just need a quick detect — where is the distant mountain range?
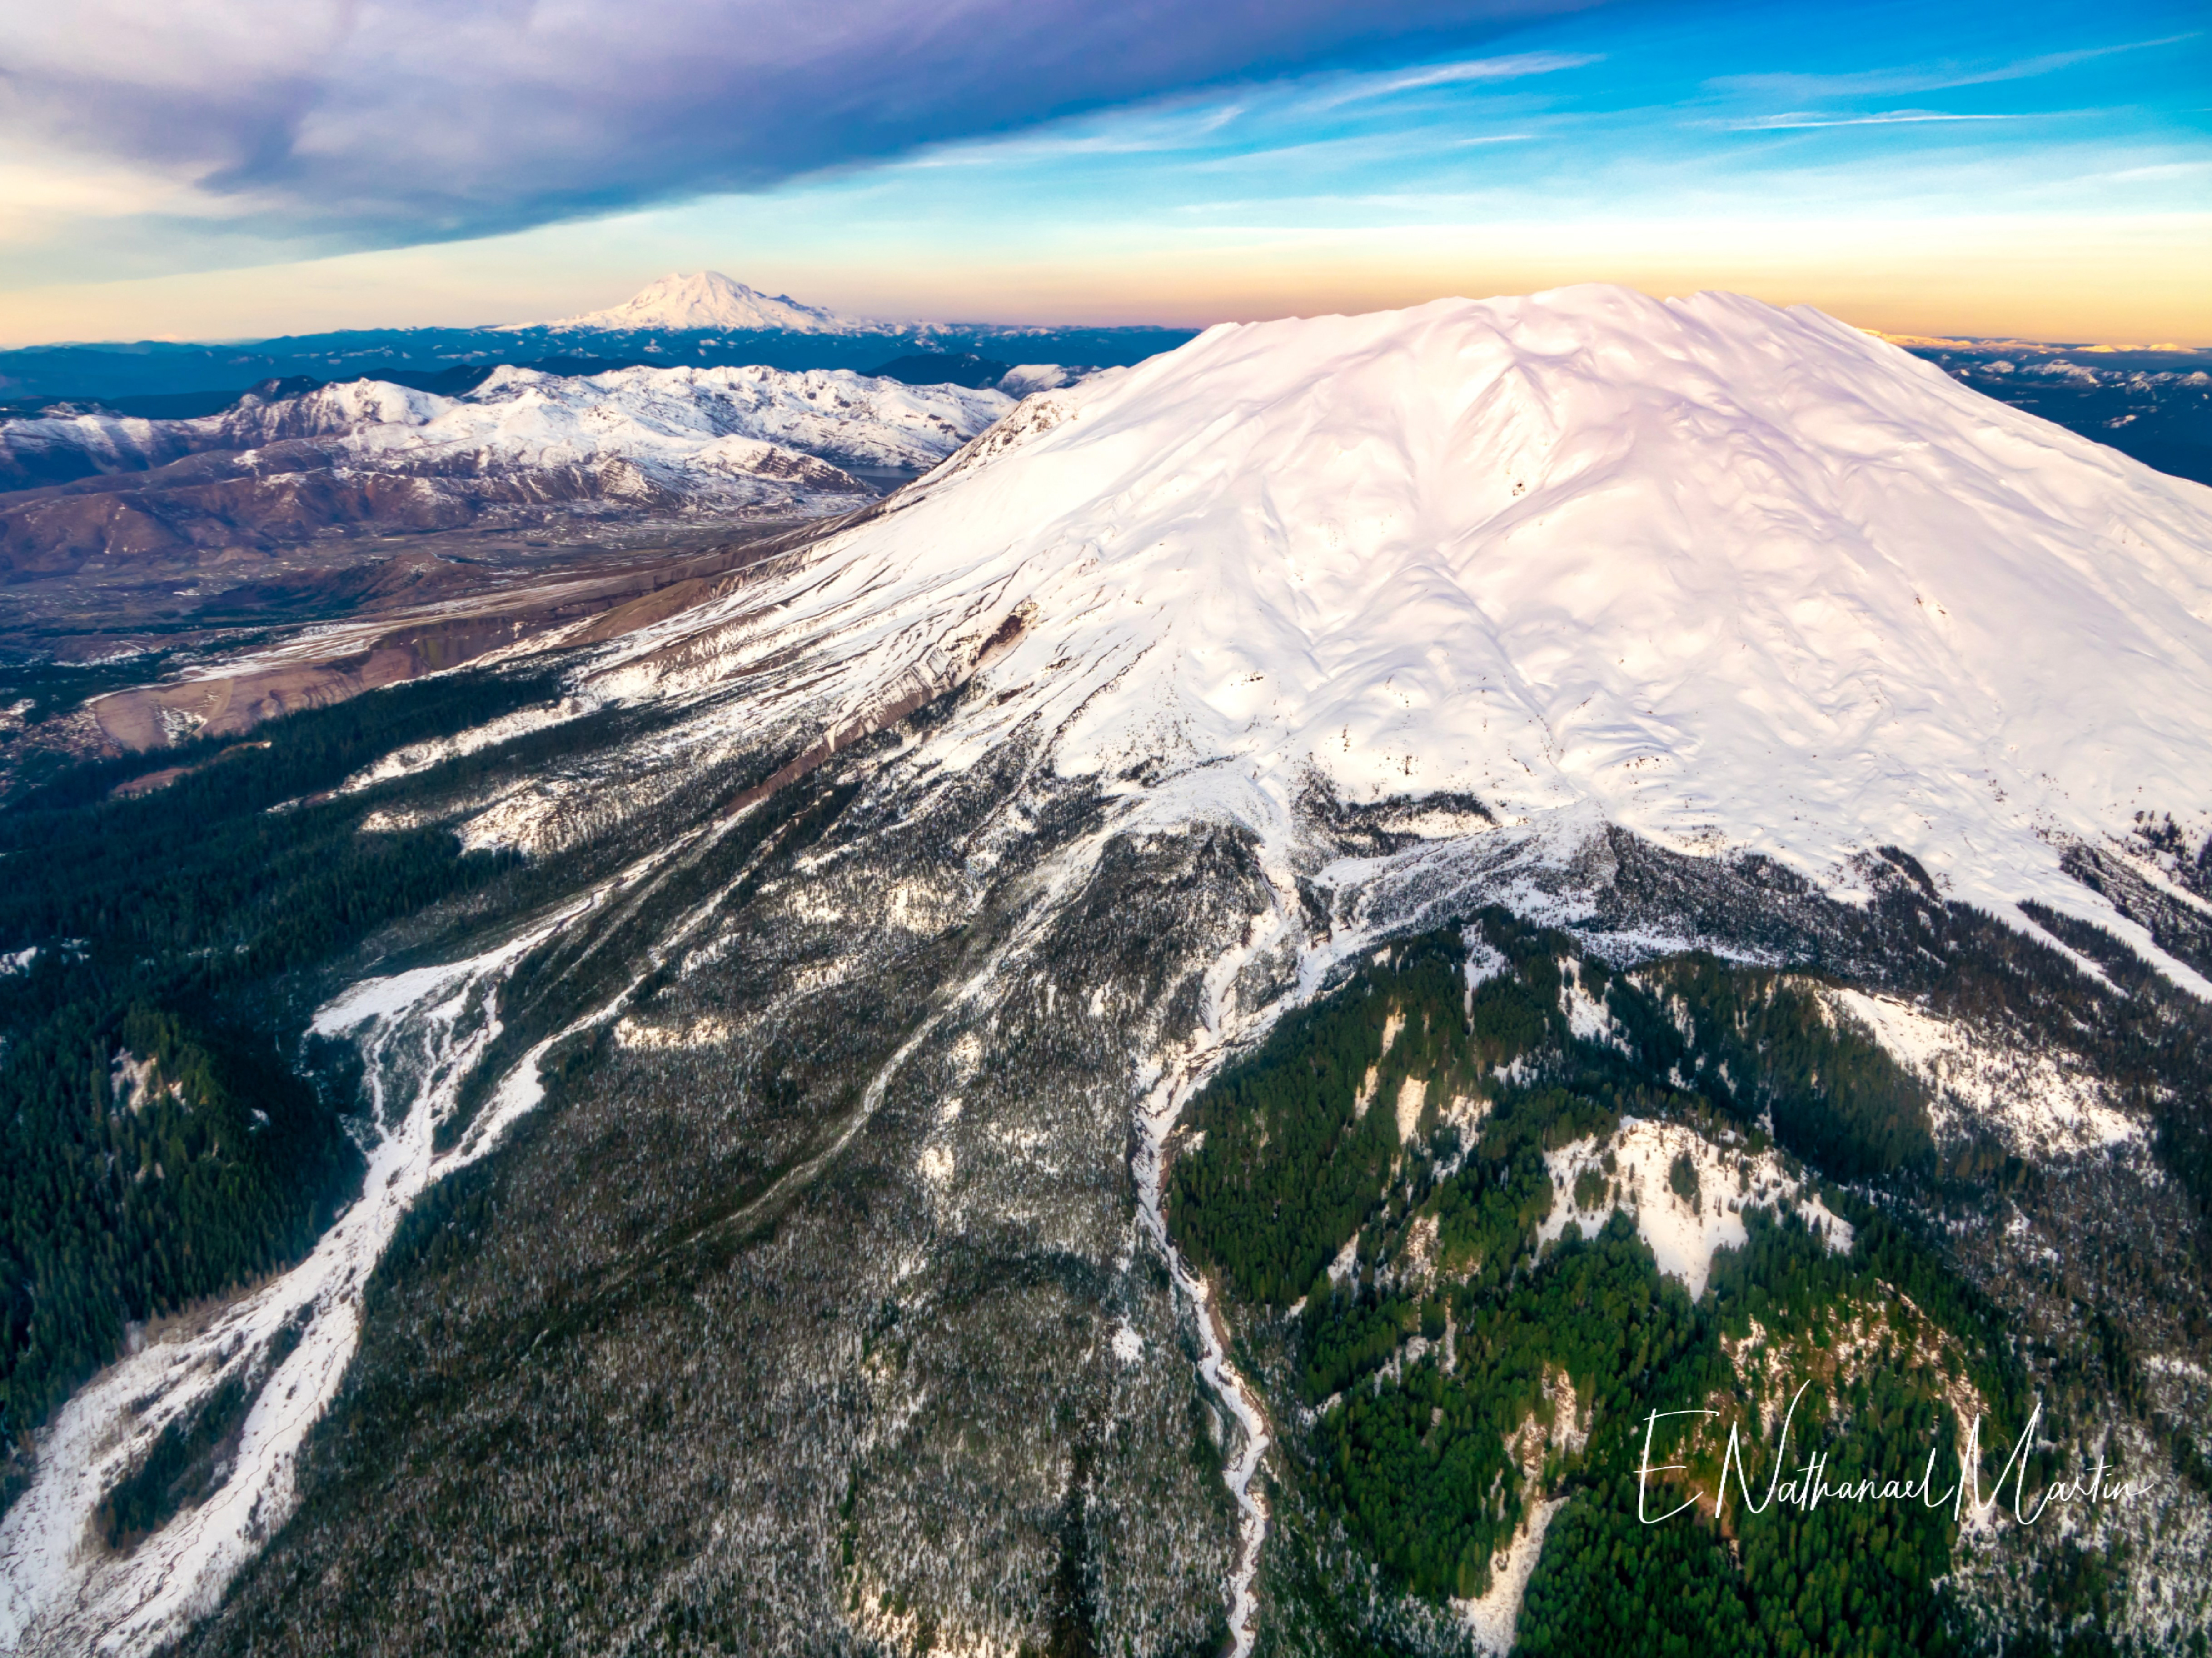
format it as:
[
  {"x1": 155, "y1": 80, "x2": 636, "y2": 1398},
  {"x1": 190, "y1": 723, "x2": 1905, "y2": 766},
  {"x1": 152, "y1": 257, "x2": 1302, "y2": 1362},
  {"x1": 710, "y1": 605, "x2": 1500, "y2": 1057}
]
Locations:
[
  {"x1": 3, "y1": 275, "x2": 2206, "y2": 486},
  {"x1": 0, "y1": 362, "x2": 1016, "y2": 577},
  {"x1": 0, "y1": 272, "x2": 1195, "y2": 411},
  {"x1": 1882, "y1": 330, "x2": 2212, "y2": 489}
]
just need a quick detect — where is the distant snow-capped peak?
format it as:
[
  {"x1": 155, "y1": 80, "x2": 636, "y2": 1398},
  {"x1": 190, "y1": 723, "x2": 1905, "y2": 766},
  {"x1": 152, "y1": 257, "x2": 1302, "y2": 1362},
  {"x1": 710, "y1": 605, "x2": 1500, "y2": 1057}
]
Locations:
[{"x1": 535, "y1": 272, "x2": 879, "y2": 335}]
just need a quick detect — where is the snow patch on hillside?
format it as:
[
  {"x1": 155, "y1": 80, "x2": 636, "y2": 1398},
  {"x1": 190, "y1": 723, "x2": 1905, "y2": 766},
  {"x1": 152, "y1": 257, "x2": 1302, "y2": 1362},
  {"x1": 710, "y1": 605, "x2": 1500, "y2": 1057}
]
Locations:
[
  {"x1": 1538, "y1": 1117, "x2": 1850, "y2": 1299},
  {"x1": 1455, "y1": 1496, "x2": 1566, "y2": 1654},
  {"x1": 613, "y1": 1013, "x2": 734, "y2": 1050},
  {"x1": 1826, "y1": 988, "x2": 2141, "y2": 1153},
  {"x1": 1560, "y1": 969, "x2": 1620, "y2": 1046},
  {"x1": 0, "y1": 916, "x2": 575, "y2": 1656},
  {"x1": 339, "y1": 697, "x2": 598, "y2": 792},
  {"x1": 1394, "y1": 1075, "x2": 1428, "y2": 1142}
]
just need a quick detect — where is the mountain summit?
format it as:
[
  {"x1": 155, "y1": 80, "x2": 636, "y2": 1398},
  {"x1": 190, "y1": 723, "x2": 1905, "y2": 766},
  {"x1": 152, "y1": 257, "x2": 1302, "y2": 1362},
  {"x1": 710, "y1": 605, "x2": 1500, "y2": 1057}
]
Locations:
[
  {"x1": 534, "y1": 270, "x2": 877, "y2": 334},
  {"x1": 650, "y1": 282, "x2": 2212, "y2": 968}
]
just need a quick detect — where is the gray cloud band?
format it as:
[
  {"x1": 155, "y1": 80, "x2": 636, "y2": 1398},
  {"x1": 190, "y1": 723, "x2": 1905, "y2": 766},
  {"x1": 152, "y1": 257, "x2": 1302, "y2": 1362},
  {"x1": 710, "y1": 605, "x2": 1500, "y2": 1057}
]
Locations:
[{"x1": 0, "y1": 0, "x2": 1609, "y2": 254}]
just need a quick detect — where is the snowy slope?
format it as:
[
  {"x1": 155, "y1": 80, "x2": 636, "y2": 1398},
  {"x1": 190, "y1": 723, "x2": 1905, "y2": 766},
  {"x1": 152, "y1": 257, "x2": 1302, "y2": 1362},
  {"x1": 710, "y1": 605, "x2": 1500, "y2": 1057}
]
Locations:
[
  {"x1": 583, "y1": 285, "x2": 2212, "y2": 972},
  {"x1": 532, "y1": 271, "x2": 881, "y2": 335},
  {"x1": 0, "y1": 365, "x2": 1013, "y2": 514},
  {"x1": 217, "y1": 378, "x2": 448, "y2": 442},
  {"x1": 0, "y1": 382, "x2": 446, "y2": 485},
  {"x1": 397, "y1": 363, "x2": 1012, "y2": 474},
  {"x1": 0, "y1": 918, "x2": 582, "y2": 1657},
  {"x1": 0, "y1": 411, "x2": 196, "y2": 488}
]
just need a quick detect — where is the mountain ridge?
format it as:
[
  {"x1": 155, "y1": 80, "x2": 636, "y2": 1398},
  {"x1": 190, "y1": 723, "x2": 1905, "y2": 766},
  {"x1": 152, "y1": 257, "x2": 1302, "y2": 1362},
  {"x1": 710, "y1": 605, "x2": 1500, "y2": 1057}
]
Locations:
[
  {"x1": 0, "y1": 363, "x2": 1016, "y2": 575},
  {"x1": 0, "y1": 274, "x2": 1197, "y2": 407}
]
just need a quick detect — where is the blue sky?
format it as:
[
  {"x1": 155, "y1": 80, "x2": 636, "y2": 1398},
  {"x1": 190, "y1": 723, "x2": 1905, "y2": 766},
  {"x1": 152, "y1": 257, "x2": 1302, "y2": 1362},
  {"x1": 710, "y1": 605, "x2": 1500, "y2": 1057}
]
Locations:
[{"x1": 1, "y1": 0, "x2": 2204, "y2": 343}]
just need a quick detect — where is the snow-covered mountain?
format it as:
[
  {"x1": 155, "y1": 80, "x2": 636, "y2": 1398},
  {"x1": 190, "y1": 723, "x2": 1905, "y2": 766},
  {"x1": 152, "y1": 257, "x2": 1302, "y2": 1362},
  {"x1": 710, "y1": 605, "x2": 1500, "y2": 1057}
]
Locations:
[
  {"x1": 7, "y1": 286, "x2": 2212, "y2": 1658},
  {"x1": 0, "y1": 364, "x2": 1015, "y2": 570},
  {"x1": 245, "y1": 362, "x2": 1011, "y2": 485},
  {"x1": 531, "y1": 271, "x2": 882, "y2": 335},
  {"x1": 574, "y1": 284, "x2": 2212, "y2": 967},
  {"x1": 6, "y1": 364, "x2": 1010, "y2": 486}
]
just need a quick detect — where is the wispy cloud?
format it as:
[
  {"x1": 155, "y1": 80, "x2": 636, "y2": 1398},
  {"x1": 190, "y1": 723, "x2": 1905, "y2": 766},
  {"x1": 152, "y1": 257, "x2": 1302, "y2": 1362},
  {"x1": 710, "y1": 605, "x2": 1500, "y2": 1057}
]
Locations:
[
  {"x1": 1304, "y1": 51, "x2": 1602, "y2": 109},
  {"x1": 896, "y1": 105, "x2": 1250, "y2": 169},
  {"x1": 1720, "y1": 109, "x2": 2027, "y2": 131},
  {"x1": 2094, "y1": 159, "x2": 2212, "y2": 182},
  {"x1": 1708, "y1": 33, "x2": 2199, "y2": 102}
]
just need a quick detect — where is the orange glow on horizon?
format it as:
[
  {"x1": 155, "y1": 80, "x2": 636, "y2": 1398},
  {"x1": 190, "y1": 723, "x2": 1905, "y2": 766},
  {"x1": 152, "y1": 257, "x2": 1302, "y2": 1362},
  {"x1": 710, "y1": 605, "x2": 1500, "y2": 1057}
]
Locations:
[{"x1": 1, "y1": 213, "x2": 2206, "y2": 351}]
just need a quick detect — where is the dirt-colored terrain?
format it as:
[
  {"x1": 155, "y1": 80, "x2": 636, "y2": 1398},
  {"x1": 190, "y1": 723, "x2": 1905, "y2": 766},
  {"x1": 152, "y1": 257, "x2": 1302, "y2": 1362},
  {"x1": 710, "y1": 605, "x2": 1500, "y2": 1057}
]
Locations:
[{"x1": 81, "y1": 510, "x2": 867, "y2": 752}]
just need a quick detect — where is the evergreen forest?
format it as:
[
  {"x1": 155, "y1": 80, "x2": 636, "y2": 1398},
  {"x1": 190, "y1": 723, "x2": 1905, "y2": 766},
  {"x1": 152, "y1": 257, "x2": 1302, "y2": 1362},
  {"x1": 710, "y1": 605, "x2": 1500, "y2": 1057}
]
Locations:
[
  {"x1": 0, "y1": 666, "x2": 579, "y2": 1488},
  {"x1": 1171, "y1": 912, "x2": 2187, "y2": 1658}
]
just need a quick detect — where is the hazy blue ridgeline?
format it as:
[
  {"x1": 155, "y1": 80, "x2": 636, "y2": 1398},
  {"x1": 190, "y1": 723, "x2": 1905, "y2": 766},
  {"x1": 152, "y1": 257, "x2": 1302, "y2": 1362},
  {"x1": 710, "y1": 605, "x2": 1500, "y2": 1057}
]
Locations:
[{"x1": 0, "y1": 325, "x2": 1202, "y2": 409}]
